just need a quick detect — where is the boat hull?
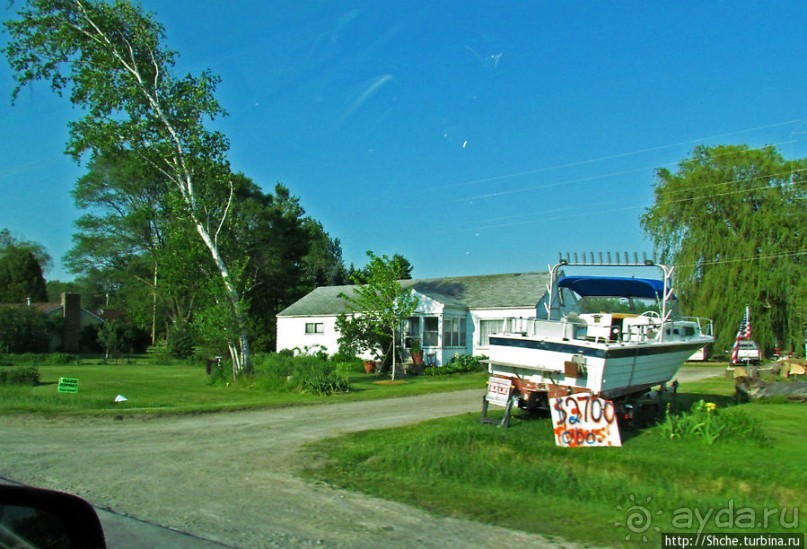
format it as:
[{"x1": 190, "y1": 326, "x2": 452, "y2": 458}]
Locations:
[{"x1": 488, "y1": 335, "x2": 709, "y2": 399}]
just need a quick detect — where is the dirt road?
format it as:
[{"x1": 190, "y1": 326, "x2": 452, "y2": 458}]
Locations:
[
  {"x1": 0, "y1": 389, "x2": 575, "y2": 548},
  {"x1": 0, "y1": 366, "x2": 722, "y2": 547}
]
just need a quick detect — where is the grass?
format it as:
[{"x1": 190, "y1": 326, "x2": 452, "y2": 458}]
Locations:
[
  {"x1": 302, "y1": 374, "x2": 806, "y2": 547},
  {"x1": 0, "y1": 359, "x2": 486, "y2": 416}
]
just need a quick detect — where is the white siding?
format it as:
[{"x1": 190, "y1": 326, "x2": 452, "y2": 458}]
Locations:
[
  {"x1": 276, "y1": 315, "x2": 340, "y2": 355},
  {"x1": 277, "y1": 301, "x2": 536, "y2": 364},
  {"x1": 412, "y1": 291, "x2": 444, "y2": 315}
]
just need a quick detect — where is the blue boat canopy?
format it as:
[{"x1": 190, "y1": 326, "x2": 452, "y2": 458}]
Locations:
[{"x1": 557, "y1": 276, "x2": 669, "y2": 300}]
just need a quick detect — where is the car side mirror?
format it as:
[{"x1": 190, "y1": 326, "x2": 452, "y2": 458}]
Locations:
[{"x1": 0, "y1": 485, "x2": 106, "y2": 548}]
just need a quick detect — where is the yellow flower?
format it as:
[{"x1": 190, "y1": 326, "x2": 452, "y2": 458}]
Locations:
[{"x1": 705, "y1": 402, "x2": 717, "y2": 412}]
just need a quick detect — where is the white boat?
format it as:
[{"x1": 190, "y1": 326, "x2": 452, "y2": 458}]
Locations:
[{"x1": 486, "y1": 256, "x2": 714, "y2": 410}]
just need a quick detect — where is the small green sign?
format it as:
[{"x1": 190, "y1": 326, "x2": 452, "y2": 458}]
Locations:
[{"x1": 57, "y1": 377, "x2": 79, "y2": 394}]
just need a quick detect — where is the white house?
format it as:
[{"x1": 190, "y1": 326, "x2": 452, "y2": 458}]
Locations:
[{"x1": 276, "y1": 272, "x2": 550, "y2": 366}]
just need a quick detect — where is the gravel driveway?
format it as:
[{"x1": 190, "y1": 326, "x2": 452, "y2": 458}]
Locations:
[
  {"x1": 0, "y1": 389, "x2": 577, "y2": 548},
  {"x1": 0, "y1": 366, "x2": 721, "y2": 547}
]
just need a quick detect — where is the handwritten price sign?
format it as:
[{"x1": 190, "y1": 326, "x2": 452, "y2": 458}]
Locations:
[
  {"x1": 485, "y1": 377, "x2": 513, "y2": 407},
  {"x1": 549, "y1": 393, "x2": 622, "y2": 447}
]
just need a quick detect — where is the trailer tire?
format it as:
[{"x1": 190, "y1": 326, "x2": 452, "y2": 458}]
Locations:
[{"x1": 637, "y1": 402, "x2": 661, "y2": 427}]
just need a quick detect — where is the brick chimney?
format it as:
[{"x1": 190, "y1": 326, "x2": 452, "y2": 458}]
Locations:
[{"x1": 62, "y1": 293, "x2": 81, "y2": 353}]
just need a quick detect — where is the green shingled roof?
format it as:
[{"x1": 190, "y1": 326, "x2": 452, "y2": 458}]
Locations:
[{"x1": 278, "y1": 272, "x2": 550, "y2": 317}]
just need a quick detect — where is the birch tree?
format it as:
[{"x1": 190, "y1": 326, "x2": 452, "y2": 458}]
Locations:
[{"x1": 4, "y1": 0, "x2": 252, "y2": 374}]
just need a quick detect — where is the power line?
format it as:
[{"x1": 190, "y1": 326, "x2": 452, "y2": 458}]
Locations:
[
  {"x1": 426, "y1": 117, "x2": 807, "y2": 194},
  {"x1": 677, "y1": 250, "x2": 807, "y2": 268},
  {"x1": 444, "y1": 168, "x2": 804, "y2": 232},
  {"x1": 657, "y1": 168, "x2": 806, "y2": 198}
]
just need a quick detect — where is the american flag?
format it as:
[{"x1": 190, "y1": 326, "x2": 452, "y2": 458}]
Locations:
[{"x1": 730, "y1": 306, "x2": 752, "y2": 364}]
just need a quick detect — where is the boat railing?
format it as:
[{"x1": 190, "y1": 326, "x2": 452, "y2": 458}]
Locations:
[
  {"x1": 495, "y1": 316, "x2": 586, "y2": 341},
  {"x1": 493, "y1": 314, "x2": 713, "y2": 344},
  {"x1": 680, "y1": 316, "x2": 714, "y2": 337},
  {"x1": 621, "y1": 318, "x2": 662, "y2": 344}
]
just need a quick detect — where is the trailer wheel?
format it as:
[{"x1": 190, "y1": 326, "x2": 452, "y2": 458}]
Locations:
[{"x1": 636, "y1": 402, "x2": 661, "y2": 427}]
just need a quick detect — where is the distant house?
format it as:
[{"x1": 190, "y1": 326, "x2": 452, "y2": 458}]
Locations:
[
  {"x1": 276, "y1": 272, "x2": 550, "y2": 366},
  {"x1": 24, "y1": 293, "x2": 104, "y2": 352}
]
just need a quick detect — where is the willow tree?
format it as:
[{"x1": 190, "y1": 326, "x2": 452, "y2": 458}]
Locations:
[
  {"x1": 4, "y1": 0, "x2": 252, "y2": 374},
  {"x1": 641, "y1": 145, "x2": 806, "y2": 354}
]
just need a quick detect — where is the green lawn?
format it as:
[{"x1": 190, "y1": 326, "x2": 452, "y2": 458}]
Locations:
[
  {"x1": 303, "y1": 375, "x2": 807, "y2": 547},
  {"x1": 0, "y1": 361, "x2": 486, "y2": 416}
]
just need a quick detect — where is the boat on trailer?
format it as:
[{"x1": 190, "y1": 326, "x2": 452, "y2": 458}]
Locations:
[{"x1": 484, "y1": 255, "x2": 714, "y2": 424}]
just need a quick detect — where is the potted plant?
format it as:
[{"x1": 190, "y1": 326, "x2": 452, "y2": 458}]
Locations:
[{"x1": 410, "y1": 339, "x2": 424, "y2": 366}]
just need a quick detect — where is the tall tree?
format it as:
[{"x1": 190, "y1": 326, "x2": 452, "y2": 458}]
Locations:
[
  {"x1": 347, "y1": 253, "x2": 413, "y2": 284},
  {"x1": 4, "y1": 0, "x2": 252, "y2": 374},
  {"x1": 220, "y1": 180, "x2": 311, "y2": 352},
  {"x1": 338, "y1": 251, "x2": 419, "y2": 380},
  {"x1": 64, "y1": 152, "x2": 205, "y2": 343},
  {"x1": 0, "y1": 229, "x2": 52, "y2": 272},
  {"x1": 225, "y1": 181, "x2": 346, "y2": 351},
  {"x1": 302, "y1": 220, "x2": 348, "y2": 287},
  {"x1": 0, "y1": 244, "x2": 48, "y2": 303},
  {"x1": 641, "y1": 145, "x2": 806, "y2": 354}
]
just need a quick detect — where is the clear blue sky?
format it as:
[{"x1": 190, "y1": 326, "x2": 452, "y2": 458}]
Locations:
[{"x1": 1, "y1": 1, "x2": 805, "y2": 282}]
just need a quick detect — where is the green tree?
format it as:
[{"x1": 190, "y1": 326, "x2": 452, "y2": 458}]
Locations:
[
  {"x1": 64, "y1": 146, "x2": 345, "y2": 354},
  {"x1": 0, "y1": 306, "x2": 51, "y2": 353},
  {"x1": 0, "y1": 245, "x2": 48, "y2": 303},
  {"x1": 4, "y1": 0, "x2": 252, "y2": 375},
  {"x1": 302, "y1": 220, "x2": 348, "y2": 287},
  {"x1": 338, "y1": 251, "x2": 419, "y2": 380},
  {"x1": 97, "y1": 318, "x2": 146, "y2": 359},
  {"x1": 0, "y1": 229, "x2": 51, "y2": 272},
  {"x1": 347, "y1": 253, "x2": 413, "y2": 284},
  {"x1": 46, "y1": 280, "x2": 82, "y2": 302},
  {"x1": 235, "y1": 182, "x2": 314, "y2": 352},
  {"x1": 64, "y1": 152, "x2": 206, "y2": 344},
  {"x1": 641, "y1": 145, "x2": 806, "y2": 354}
]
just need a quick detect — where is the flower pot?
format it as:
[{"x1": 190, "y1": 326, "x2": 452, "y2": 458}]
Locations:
[
  {"x1": 363, "y1": 361, "x2": 375, "y2": 374},
  {"x1": 411, "y1": 350, "x2": 424, "y2": 365}
]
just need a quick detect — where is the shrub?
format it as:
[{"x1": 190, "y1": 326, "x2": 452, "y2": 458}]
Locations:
[
  {"x1": 295, "y1": 361, "x2": 351, "y2": 395},
  {"x1": 148, "y1": 342, "x2": 173, "y2": 365},
  {"x1": 41, "y1": 353, "x2": 80, "y2": 365},
  {"x1": 206, "y1": 355, "x2": 232, "y2": 385},
  {"x1": 291, "y1": 344, "x2": 329, "y2": 361},
  {"x1": 3, "y1": 353, "x2": 40, "y2": 365},
  {"x1": 0, "y1": 365, "x2": 40, "y2": 385},
  {"x1": 168, "y1": 320, "x2": 196, "y2": 359},
  {"x1": 424, "y1": 354, "x2": 487, "y2": 376},
  {"x1": 0, "y1": 307, "x2": 51, "y2": 353},
  {"x1": 330, "y1": 350, "x2": 359, "y2": 363},
  {"x1": 658, "y1": 400, "x2": 769, "y2": 445},
  {"x1": 97, "y1": 319, "x2": 149, "y2": 358},
  {"x1": 227, "y1": 353, "x2": 351, "y2": 395},
  {"x1": 0, "y1": 353, "x2": 78, "y2": 366},
  {"x1": 449, "y1": 354, "x2": 487, "y2": 373},
  {"x1": 79, "y1": 324, "x2": 103, "y2": 353}
]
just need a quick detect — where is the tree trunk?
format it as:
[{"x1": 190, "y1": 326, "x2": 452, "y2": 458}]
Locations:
[
  {"x1": 151, "y1": 262, "x2": 158, "y2": 347},
  {"x1": 390, "y1": 322, "x2": 396, "y2": 381},
  {"x1": 193, "y1": 219, "x2": 252, "y2": 376}
]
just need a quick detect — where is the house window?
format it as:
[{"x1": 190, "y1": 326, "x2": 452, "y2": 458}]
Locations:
[
  {"x1": 422, "y1": 317, "x2": 439, "y2": 347},
  {"x1": 305, "y1": 322, "x2": 324, "y2": 334},
  {"x1": 479, "y1": 319, "x2": 504, "y2": 347},
  {"x1": 404, "y1": 316, "x2": 421, "y2": 348},
  {"x1": 443, "y1": 317, "x2": 466, "y2": 347}
]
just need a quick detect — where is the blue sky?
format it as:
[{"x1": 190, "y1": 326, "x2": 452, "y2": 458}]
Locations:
[{"x1": 1, "y1": 1, "x2": 805, "y2": 282}]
